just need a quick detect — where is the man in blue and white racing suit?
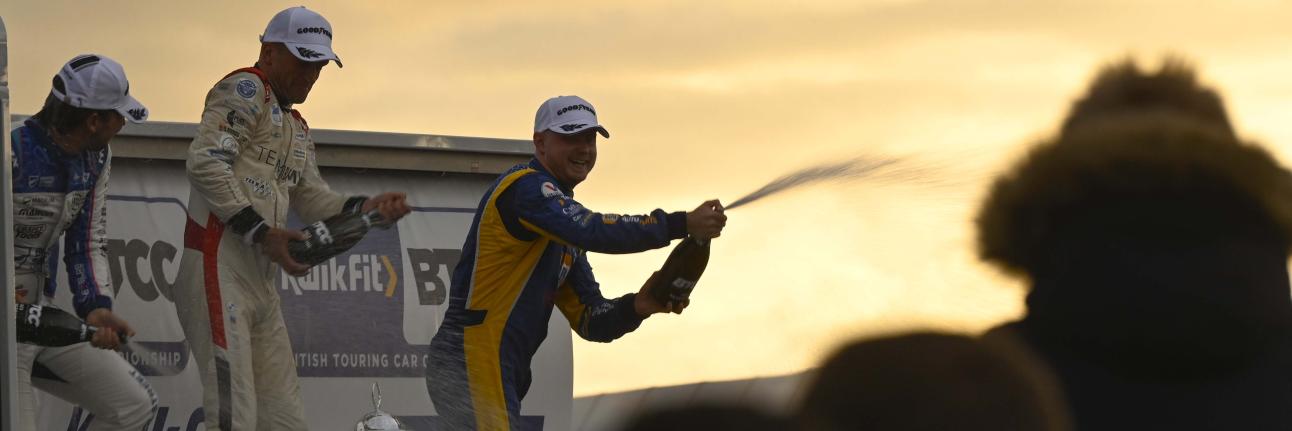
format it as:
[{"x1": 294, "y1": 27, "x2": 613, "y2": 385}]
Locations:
[{"x1": 12, "y1": 54, "x2": 157, "y2": 431}]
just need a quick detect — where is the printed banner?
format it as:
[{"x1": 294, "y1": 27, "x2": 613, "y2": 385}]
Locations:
[{"x1": 33, "y1": 159, "x2": 573, "y2": 430}]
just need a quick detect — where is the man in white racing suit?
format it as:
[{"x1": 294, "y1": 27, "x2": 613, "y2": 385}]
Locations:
[
  {"x1": 173, "y1": 7, "x2": 410, "y2": 430},
  {"x1": 12, "y1": 54, "x2": 157, "y2": 430}
]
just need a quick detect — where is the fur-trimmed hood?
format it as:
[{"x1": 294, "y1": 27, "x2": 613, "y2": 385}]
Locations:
[
  {"x1": 977, "y1": 114, "x2": 1292, "y2": 276},
  {"x1": 977, "y1": 61, "x2": 1292, "y2": 380}
]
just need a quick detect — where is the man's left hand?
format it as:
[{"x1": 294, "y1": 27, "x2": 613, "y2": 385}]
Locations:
[
  {"x1": 362, "y1": 192, "x2": 412, "y2": 224},
  {"x1": 634, "y1": 271, "x2": 689, "y2": 317}
]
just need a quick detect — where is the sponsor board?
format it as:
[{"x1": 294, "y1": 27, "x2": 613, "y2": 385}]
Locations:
[
  {"x1": 279, "y1": 211, "x2": 431, "y2": 378},
  {"x1": 33, "y1": 163, "x2": 573, "y2": 430},
  {"x1": 60, "y1": 405, "x2": 204, "y2": 431}
]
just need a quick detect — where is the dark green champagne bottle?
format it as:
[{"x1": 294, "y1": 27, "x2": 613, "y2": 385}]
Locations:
[
  {"x1": 16, "y1": 303, "x2": 98, "y2": 347},
  {"x1": 649, "y1": 236, "x2": 711, "y2": 304},
  {"x1": 288, "y1": 209, "x2": 386, "y2": 266}
]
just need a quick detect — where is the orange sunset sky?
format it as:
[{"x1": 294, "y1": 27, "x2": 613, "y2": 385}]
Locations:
[{"x1": 4, "y1": 0, "x2": 1292, "y2": 396}]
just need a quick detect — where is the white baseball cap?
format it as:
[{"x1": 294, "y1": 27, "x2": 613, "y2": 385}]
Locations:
[
  {"x1": 260, "y1": 6, "x2": 343, "y2": 68},
  {"x1": 533, "y1": 95, "x2": 609, "y2": 138},
  {"x1": 50, "y1": 54, "x2": 148, "y2": 123}
]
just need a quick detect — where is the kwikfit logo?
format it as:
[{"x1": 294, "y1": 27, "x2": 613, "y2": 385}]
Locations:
[{"x1": 281, "y1": 254, "x2": 397, "y2": 297}]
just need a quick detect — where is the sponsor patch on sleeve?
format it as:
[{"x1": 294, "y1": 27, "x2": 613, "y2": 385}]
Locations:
[
  {"x1": 235, "y1": 79, "x2": 258, "y2": 99},
  {"x1": 540, "y1": 182, "x2": 564, "y2": 198},
  {"x1": 226, "y1": 110, "x2": 247, "y2": 129},
  {"x1": 243, "y1": 176, "x2": 272, "y2": 197},
  {"x1": 15, "y1": 224, "x2": 45, "y2": 240},
  {"x1": 219, "y1": 133, "x2": 240, "y2": 152},
  {"x1": 271, "y1": 104, "x2": 283, "y2": 126},
  {"x1": 561, "y1": 203, "x2": 584, "y2": 215},
  {"x1": 207, "y1": 149, "x2": 236, "y2": 165}
]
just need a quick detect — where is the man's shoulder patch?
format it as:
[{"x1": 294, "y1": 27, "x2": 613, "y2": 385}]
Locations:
[
  {"x1": 540, "y1": 181, "x2": 564, "y2": 198},
  {"x1": 235, "y1": 78, "x2": 258, "y2": 99}
]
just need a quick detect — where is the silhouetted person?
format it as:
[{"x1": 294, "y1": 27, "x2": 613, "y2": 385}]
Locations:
[
  {"x1": 978, "y1": 59, "x2": 1292, "y2": 430},
  {"x1": 623, "y1": 403, "x2": 790, "y2": 431},
  {"x1": 796, "y1": 332, "x2": 1070, "y2": 431}
]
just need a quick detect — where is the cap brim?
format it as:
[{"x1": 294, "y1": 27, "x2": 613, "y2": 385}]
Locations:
[
  {"x1": 115, "y1": 95, "x2": 148, "y2": 123},
  {"x1": 548, "y1": 121, "x2": 610, "y2": 138},
  {"x1": 285, "y1": 42, "x2": 343, "y2": 68}
]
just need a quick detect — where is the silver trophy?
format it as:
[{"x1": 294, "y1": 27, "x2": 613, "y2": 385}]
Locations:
[{"x1": 356, "y1": 383, "x2": 410, "y2": 431}]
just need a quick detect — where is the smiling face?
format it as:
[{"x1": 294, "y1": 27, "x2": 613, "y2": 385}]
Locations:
[{"x1": 534, "y1": 129, "x2": 598, "y2": 188}]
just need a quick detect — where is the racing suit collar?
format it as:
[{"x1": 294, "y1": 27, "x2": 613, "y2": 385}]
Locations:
[
  {"x1": 23, "y1": 118, "x2": 50, "y2": 141},
  {"x1": 23, "y1": 118, "x2": 63, "y2": 156},
  {"x1": 239, "y1": 65, "x2": 295, "y2": 111},
  {"x1": 270, "y1": 85, "x2": 293, "y2": 111},
  {"x1": 528, "y1": 158, "x2": 575, "y2": 196},
  {"x1": 24, "y1": 118, "x2": 101, "y2": 160}
]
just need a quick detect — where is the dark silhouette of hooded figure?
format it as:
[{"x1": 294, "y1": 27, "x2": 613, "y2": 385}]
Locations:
[{"x1": 978, "y1": 59, "x2": 1292, "y2": 430}]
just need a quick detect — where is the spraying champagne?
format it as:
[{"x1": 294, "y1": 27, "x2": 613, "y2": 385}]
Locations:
[
  {"x1": 726, "y1": 156, "x2": 903, "y2": 210},
  {"x1": 642, "y1": 155, "x2": 920, "y2": 304}
]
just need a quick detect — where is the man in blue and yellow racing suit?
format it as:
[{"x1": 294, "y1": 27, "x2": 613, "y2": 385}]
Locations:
[{"x1": 426, "y1": 95, "x2": 727, "y2": 430}]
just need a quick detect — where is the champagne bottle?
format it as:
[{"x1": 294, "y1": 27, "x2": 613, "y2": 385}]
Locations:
[
  {"x1": 15, "y1": 303, "x2": 98, "y2": 347},
  {"x1": 649, "y1": 236, "x2": 711, "y2": 305},
  {"x1": 288, "y1": 209, "x2": 387, "y2": 266}
]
